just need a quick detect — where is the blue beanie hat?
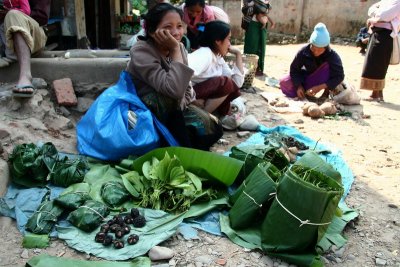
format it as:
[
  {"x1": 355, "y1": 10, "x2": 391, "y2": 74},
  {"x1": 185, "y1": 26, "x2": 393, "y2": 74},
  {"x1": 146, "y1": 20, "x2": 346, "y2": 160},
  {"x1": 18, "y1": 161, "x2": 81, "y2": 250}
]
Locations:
[{"x1": 309, "y1": 23, "x2": 330, "y2": 47}]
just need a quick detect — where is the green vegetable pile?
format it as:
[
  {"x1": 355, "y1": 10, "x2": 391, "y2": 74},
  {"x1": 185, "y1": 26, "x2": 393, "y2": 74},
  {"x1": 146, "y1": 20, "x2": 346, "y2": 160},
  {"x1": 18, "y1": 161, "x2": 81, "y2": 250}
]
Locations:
[
  {"x1": 121, "y1": 152, "x2": 217, "y2": 213},
  {"x1": 8, "y1": 142, "x2": 89, "y2": 188}
]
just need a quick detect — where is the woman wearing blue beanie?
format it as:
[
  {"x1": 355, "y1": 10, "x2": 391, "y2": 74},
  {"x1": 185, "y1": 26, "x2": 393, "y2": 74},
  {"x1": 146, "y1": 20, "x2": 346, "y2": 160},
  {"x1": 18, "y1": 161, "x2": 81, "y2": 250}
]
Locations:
[{"x1": 279, "y1": 23, "x2": 345, "y2": 102}]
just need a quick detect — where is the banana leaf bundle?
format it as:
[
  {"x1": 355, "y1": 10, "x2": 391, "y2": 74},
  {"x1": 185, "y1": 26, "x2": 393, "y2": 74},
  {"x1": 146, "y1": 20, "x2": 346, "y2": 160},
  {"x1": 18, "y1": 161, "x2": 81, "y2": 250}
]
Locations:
[
  {"x1": 229, "y1": 144, "x2": 289, "y2": 179},
  {"x1": 55, "y1": 183, "x2": 92, "y2": 210},
  {"x1": 261, "y1": 164, "x2": 343, "y2": 253},
  {"x1": 100, "y1": 181, "x2": 130, "y2": 207},
  {"x1": 67, "y1": 200, "x2": 110, "y2": 232},
  {"x1": 26, "y1": 200, "x2": 64, "y2": 234},
  {"x1": 294, "y1": 151, "x2": 341, "y2": 183},
  {"x1": 9, "y1": 143, "x2": 58, "y2": 187},
  {"x1": 229, "y1": 162, "x2": 281, "y2": 229},
  {"x1": 50, "y1": 157, "x2": 88, "y2": 187}
]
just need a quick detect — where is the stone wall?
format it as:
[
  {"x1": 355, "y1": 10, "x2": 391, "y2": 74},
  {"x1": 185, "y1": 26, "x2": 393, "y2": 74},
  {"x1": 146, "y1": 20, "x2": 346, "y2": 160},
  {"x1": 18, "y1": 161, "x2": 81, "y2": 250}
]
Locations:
[{"x1": 209, "y1": 0, "x2": 379, "y2": 41}]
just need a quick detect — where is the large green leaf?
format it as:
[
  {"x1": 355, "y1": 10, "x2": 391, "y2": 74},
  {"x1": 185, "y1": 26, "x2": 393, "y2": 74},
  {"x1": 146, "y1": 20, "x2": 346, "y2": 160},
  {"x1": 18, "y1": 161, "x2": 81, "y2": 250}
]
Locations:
[
  {"x1": 57, "y1": 198, "x2": 228, "y2": 261},
  {"x1": 59, "y1": 183, "x2": 90, "y2": 195},
  {"x1": 84, "y1": 164, "x2": 122, "y2": 203},
  {"x1": 132, "y1": 147, "x2": 243, "y2": 186},
  {"x1": 26, "y1": 254, "x2": 151, "y2": 267},
  {"x1": 316, "y1": 202, "x2": 358, "y2": 253},
  {"x1": 121, "y1": 175, "x2": 140, "y2": 198},
  {"x1": 156, "y1": 152, "x2": 171, "y2": 181},
  {"x1": 22, "y1": 233, "x2": 50, "y2": 248}
]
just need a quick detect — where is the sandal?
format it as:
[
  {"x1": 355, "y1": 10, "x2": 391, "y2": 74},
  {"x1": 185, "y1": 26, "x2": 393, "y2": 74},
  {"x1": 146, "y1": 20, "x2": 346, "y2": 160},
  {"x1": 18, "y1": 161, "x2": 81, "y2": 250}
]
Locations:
[
  {"x1": 363, "y1": 97, "x2": 382, "y2": 102},
  {"x1": 12, "y1": 85, "x2": 37, "y2": 98},
  {"x1": 255, "y1": 70, "x2": 265, "y2": 76}
]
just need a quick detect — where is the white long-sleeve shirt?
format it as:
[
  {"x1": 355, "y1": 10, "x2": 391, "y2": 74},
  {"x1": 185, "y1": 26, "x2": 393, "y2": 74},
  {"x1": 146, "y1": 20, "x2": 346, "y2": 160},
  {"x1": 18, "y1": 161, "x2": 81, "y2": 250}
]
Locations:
[
  {"x1": 368, "y1": 0, "x2": 400, "y2": 37},
  {"x1": 188, "y1": 47, "x2": 245, "y2": 88}
]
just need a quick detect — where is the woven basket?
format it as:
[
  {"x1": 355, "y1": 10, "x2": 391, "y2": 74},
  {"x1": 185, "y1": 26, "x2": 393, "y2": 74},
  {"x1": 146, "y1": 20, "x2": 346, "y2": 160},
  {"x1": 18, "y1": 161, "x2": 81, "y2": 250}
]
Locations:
[{"x1": 225, "y1": 54, "x2": 259, "y2": 88}]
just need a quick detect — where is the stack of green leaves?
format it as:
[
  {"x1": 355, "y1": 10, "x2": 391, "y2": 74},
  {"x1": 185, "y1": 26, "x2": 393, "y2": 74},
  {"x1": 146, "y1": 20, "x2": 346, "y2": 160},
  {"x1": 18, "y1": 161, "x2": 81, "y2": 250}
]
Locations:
[
  {"x1": 26, "y1": 200, "x2": 64, "y2": 234},
  {"x1": 229, "y1": 144, "x2": 289, "y2": 179},
  {"x1": 229, "y1": 162, "x2": 281, "y2": 229},
  {"x1": 261, "y1": 164, "x2": 343, "y2": 253},
  {"x1": 294, "y1": 151, "x2": 342, "y2": 183},
  {"x1": 50, "y1": 156, "x2": 88, "y2": 187},
  {"x1": 54, "y1": 183, "x2": 92, "y2": 210},
  {"x1": 121, "y1": 152, "x2": 217, "y2": 213},
  {"x1": 9, "y1": 143, "x2": 58, "y2": 187},
  {"x1": 67, "y1": 200, "x2": 110, "y2": 232},
  {"x1": 100, "y1": 181, "x2": 130, "y2": 207}
]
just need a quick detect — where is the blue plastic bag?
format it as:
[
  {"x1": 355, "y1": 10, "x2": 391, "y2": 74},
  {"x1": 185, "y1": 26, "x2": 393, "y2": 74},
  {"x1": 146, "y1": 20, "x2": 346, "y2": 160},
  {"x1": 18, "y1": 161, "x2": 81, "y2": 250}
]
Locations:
[{"x1": 77, "y1": 71, "x2": 178, "y2": 161}]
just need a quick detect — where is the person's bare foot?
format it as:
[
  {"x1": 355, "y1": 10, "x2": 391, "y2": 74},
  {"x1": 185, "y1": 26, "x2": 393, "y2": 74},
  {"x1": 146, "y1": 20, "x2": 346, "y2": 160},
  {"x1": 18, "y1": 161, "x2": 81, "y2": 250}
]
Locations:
[{"x1": 12, "y1": 85, "x2": 36, "y2": 98}]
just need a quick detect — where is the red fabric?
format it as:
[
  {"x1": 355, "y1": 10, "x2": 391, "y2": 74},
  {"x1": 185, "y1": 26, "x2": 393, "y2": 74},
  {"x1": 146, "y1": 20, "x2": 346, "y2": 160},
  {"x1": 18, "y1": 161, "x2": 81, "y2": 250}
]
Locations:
[
  {"x1": 193, "y1": 76, "x2": 241, "y2": 115},
  {"x1": 4, "y1": 0, "x2": 31, "y2": 15}
]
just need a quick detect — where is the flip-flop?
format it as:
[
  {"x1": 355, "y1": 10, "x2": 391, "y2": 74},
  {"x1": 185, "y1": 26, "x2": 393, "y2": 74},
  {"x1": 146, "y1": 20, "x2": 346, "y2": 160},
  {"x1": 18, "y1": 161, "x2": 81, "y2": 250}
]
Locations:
[
  {"x1": 363, "y1": 97, "x2": 384, "y2": 102},
  {"x1": 12, "y1": 85, "x2": 36, "y2": 98}
]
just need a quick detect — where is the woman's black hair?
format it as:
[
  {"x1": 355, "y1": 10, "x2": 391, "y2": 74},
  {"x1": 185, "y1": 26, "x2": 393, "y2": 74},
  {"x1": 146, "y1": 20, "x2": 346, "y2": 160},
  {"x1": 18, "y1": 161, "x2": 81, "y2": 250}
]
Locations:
[
  {"x1": 141, "y1": 3, "x2": 183, "y2": 40},
  {"x1": 198, "y1": 20, "x2": 231, "y2": 51},
  {"x1": 185, "y1": 0, "x2": 206, "y2": 8}
]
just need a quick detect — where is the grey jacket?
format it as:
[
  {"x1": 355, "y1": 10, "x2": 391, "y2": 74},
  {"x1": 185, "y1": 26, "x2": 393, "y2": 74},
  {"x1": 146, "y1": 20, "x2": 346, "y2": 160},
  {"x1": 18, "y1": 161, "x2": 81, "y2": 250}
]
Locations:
[{"x1": 126, "y1": 39, "x2": 195, "y2": 109}]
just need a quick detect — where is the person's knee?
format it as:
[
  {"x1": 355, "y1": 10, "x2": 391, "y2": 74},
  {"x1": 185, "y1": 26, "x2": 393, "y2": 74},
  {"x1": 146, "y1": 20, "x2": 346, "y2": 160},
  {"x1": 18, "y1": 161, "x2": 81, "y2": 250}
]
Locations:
[
  {"x1": 5, "y1": 9, "x2": 23, "y2": 21},
  {"x1": 222, "y1": 77, "x2": 239, "y2": 93},
  {"x1": 4, "y1": 10, "x2": 27, "y2": 27}
]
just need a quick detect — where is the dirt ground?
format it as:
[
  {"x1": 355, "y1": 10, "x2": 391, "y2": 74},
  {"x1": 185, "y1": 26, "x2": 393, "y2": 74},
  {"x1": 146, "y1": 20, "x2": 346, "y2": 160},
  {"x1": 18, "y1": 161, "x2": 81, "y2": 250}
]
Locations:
[{"x1": 0, "y1": 43, "x2": 399, "y2": 267}]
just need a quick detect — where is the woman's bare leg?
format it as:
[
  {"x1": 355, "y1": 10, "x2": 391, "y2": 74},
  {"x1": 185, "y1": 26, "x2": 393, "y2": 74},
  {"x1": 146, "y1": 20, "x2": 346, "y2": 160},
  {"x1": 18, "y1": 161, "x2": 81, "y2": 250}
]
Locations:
[
  {"x1": 13, "y1": 32, "x2": 33, "y2": 92},
  {"x1": 204, "y1": 96, "x2": 228, "y2": 114}
]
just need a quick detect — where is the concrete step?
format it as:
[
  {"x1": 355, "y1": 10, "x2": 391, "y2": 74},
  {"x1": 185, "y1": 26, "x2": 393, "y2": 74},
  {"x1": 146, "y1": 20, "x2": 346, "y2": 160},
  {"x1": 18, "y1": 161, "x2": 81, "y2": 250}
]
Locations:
[
  {"x1": 39, "y1": 49, "x2": 131, "y2": 58},
  {"x1": 0, "y1": 56, "x2": 130, "y2": 84}
]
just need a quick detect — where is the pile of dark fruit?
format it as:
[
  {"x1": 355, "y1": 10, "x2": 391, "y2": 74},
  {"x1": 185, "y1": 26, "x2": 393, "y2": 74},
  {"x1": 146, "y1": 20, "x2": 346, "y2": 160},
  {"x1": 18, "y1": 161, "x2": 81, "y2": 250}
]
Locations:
[
  {"x1": 94, "y1": 208, "x2": 146, "y2": 249},
  {"x1": 282, "y1": 136, "x2": 309, "y2": 150}
]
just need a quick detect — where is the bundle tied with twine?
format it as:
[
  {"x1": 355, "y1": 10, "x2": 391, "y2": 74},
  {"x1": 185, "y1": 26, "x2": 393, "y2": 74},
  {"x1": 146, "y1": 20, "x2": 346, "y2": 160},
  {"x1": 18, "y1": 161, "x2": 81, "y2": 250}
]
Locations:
[
  {"x1": 229, "y1": 162, "x2": 281, "y2": 229},
  {"x1": 100, "y1": 181, "x2": 130, "y2": 207},
  {"x1": 261, "y1": 164, "x2": 344, "y2": 253},
  {"x1": 67, "y1": 200, "x2": 110, "y2": 232},
  {"x1": 54, "y1": 183, "x2": 92, "y2": 210},
  {"x1": 229, "y1": 144, "x2": 289, "y2": 182},
  {"x1": 26, "y1": 200, "x2": 64, "y2": 234}
]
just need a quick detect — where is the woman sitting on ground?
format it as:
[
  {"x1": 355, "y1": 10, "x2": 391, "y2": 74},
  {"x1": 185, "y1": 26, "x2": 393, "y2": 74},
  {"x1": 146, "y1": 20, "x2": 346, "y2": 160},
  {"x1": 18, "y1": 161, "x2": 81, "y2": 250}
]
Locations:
[
  {"x1": 125, "y1": 3, "x2": 222, "y2": 150},
  {"x1": 188, "y1": 20, "x2": 244, "y2": 117},
  {"x1": 279, "y1": 23, "x2": 345, "y2": 103}
]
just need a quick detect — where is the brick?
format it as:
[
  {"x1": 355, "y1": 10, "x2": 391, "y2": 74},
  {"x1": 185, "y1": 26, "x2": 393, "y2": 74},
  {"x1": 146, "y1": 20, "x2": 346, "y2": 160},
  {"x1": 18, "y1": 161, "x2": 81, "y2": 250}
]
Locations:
[{"x1": 53, "y1": 78, "x2": 78, "y2": 106}]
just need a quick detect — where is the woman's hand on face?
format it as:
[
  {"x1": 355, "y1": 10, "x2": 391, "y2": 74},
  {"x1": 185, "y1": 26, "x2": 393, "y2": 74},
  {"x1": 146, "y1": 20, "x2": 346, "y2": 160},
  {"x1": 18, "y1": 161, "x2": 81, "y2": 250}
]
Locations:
[
  {"x1": 153, "y1": 29, "x2": 180, "y2": 51},
  {"x1": 228, "y1": 46, "x2": 241, "y2": 56}
]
